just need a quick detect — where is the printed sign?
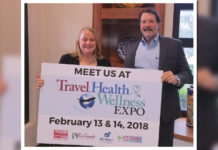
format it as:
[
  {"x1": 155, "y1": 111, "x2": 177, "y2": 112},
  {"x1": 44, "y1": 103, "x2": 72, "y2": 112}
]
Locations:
[{"x1": 37, "y1": 63, "x2": 162, "y2": 146}]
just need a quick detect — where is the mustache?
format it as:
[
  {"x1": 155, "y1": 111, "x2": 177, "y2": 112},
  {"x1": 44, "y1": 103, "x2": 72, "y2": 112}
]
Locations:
[{"x1": 143, "y1": 27, "x2": 153, "y2": 31}]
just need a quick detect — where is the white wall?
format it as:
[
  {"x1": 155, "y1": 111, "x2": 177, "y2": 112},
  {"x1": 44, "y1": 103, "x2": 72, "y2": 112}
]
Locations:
[
  {"x1": 0, "y1": 0, "x2": 20, "y2": 63},
  {"x1": 164, "y1": 4, "x2": 174, "y2": 38},
  {"x1": 25, "y1": 3, "x2": 92, "y2": 146}
]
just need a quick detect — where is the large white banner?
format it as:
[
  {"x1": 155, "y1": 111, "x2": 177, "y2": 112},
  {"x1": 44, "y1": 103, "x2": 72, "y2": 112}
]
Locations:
[{"x1": 37, "y1": 63, "x2": 163, "y2": 146}]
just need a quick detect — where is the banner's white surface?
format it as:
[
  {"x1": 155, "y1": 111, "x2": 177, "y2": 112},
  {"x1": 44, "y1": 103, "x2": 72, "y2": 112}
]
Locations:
[{"x1": 37, "y1": 63, "x2": 162, "y2": 146}]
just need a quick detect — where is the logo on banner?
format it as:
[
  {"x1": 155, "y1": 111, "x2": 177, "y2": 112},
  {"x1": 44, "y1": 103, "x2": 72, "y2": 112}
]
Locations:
[
  {"x1": 57, "y1": 79, "x2": 146, "y2": 116},
  {"x1": 104, "y1": 132, "x2": 111, "y2": 137},
  {"x1": 117, "y1": 135, "x2": 142, "y2": 143},
  {"x1": 53, "y1": 130, "x2": 68, "y2": 140},
  {"x1": 95, "y1": 83, "x2": 146, "y2": 116},
  {"x1": 131, "y1": 85, "x2": 141, "y2": 98},
  {"x1": 99, "y1": 132, "x2": 113, "y2": 143},
  {"x1": 78, "y1": 93, "x2": 96, "y2": 109},
  {"x1": 72, "y1": 132, "x2": 95, "y2": 140}
]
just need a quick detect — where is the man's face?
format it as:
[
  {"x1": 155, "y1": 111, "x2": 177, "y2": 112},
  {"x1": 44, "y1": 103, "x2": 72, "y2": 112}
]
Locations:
[{"x1": 140, "y1": 13, "x2": 159, "y2": 42}]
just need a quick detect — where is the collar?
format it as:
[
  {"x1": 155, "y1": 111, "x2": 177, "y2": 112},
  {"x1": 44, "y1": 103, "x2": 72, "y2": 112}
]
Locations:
[{"x1": 141, "y1": 33, "x2": 159, "y2": 46}]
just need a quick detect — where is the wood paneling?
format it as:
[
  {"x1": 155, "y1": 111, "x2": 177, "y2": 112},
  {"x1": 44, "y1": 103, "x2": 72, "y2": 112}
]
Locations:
[
  {"x1": 101, "y1": 8, "x2": 145, "y2": 19},
  {"x1": 93, "y1": 4, "x2": 165, "y2": 67},
  {"x1": 174, "y1": 117, "x2": 193, "y2": 142}
]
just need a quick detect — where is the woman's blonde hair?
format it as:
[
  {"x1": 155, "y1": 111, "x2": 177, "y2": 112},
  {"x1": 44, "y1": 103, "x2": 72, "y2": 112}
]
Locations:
[{"x1": 71, "y1": 27, "x2": 103, "y2": 59}]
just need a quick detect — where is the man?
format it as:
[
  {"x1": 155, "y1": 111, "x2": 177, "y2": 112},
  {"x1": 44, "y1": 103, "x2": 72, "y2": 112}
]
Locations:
[{"x1": 124, "y1": 8, "x2": 193, "y2": 146}]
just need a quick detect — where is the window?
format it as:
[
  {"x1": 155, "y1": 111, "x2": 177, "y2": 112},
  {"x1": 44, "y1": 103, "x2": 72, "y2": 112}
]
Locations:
[
  {"x1": 179, "y1": 10, "x2": 193, "y2": 38},
  {"x1": 173, "y1": 4, "x2": 193, "y2": 113}
]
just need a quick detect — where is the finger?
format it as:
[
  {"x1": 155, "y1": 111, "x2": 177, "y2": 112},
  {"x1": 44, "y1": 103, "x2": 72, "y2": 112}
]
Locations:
[
  {"x1": 37, "y1": 78, "x2": 43, "y2": 82},
  {"x1": 38, "y1": 80, "x2": 44, "y2": 85},
  {"x1": 36, "y1": 74, "x2": 41, "y2": 79},
  {"x1": 161, "y1": 74, "x2": 166, "y2": 82},
  {"x1": 38, "y1": 80, "x2": 44, "y2": 87},
  {"x1": 164, "y1": 71, "x2": 171, "y2": 75},
  {"x1": 165, "y1": 75, "x2": 177, "y2": 84},
  {"x1": 162, "y1": 72, "x2": 168, "y2": 78},
  {"x1": 37, "y1": 77, "x2": 44, "y2": 83},
  {"x1": 168, "y1": 77, "x2": 177, "y2": 84},
  {"x1": 162, "y1": 71, "x2": 174, "y2": 82},
  {"x1": 163, "y1": 71, "x2": 172, "y2": 77},
  {"x1": 166, "y1": 72, "x2": 173, "y2": 78},
  {"x1": 162, "y1": 74, "x2": 170, "y2": 82},
  {"x1": 162, "y1": 73, "x2": 171, "y2": 82}
]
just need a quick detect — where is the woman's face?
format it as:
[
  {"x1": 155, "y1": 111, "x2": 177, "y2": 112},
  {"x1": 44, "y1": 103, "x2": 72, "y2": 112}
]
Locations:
[{"x1": 79, "y1": 29, "x2": 96, "y2": 56}]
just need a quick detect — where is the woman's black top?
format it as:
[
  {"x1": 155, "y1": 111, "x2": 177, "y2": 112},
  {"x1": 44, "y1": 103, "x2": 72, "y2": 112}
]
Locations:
[{"x1": 59, "y1": 54, "x2": 111, "y2": 67}]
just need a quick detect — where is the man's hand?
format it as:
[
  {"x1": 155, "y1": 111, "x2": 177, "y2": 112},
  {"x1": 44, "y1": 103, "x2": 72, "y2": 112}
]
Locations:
[{"x1": 161, "y1": 71, "x2": 179, "y2": 85}]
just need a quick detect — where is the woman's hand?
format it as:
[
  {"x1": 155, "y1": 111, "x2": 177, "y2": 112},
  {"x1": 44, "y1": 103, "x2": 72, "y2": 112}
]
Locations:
[
  {"x1": 37, "y1": 74, "x2": 44, "y2": 89},
  {"x1": 0, "y1": 77, "x2": 7, "y2": 96}
]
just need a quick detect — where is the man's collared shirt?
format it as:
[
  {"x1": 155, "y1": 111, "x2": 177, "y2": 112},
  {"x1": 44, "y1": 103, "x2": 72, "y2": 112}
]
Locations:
[{"x1": 135, "y1": 34, "x2": 160, "y2": 70}]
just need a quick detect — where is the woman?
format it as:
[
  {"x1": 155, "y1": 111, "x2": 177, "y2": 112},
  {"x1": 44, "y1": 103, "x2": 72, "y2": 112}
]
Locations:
[
  {"x1": 37, "y1": 27, "x2": 111, "y2": 146},
  {"x1": 37, "y1": 27, "x2": 111, "y2": 88}
]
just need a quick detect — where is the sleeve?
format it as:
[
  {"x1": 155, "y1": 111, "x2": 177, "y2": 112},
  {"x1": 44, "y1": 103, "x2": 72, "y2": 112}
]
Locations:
[
  {"x1": 59, "y1": 54, "x2": 68, "y2": 64},
  {"x1": 176, "y1": 40, "x2": 193, "y2": 88}
]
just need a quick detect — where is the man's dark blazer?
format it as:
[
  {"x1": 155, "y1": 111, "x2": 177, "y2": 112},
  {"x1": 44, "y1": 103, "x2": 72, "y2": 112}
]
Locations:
[{"x1": 124, "y1": 35, "x2": 193, "y2": 123}]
